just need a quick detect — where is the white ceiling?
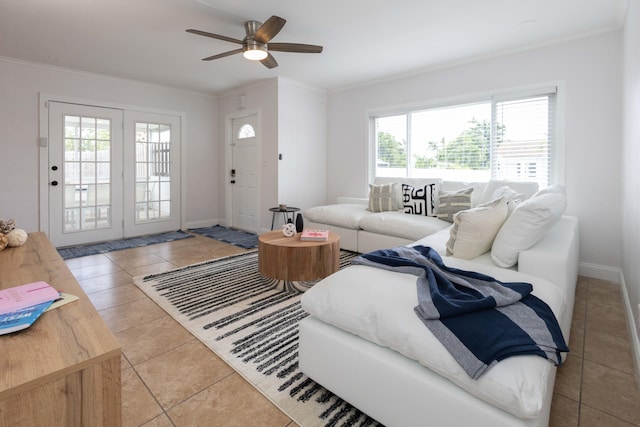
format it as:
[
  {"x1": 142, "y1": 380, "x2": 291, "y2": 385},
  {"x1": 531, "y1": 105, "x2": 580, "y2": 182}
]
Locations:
[{"x1": 0, "y1": 0, "x2": 628, "y2": 95}]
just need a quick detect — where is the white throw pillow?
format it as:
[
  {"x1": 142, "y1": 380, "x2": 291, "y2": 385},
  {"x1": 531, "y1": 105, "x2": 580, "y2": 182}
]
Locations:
[
  {"x1": 478, "y1": 180, "x2": 539, "y2": 205},
  {"x1": 492, "y1": 185, "x2": 525, "y2": 215},
  {"x1": 446, "y1": 197, "x2": 508, "y2": 260},
  {"x1": 491, "y1": 185, "x2": 567, "y2": 268}
]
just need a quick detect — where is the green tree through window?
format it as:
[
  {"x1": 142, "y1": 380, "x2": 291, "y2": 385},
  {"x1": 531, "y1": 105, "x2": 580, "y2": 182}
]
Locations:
[
  {"x1": 377, "y1": 131, "x2": 406, "y2": 168},
  {"x1": 413, "y1": 119, "x2": 501, "y2": 170}
]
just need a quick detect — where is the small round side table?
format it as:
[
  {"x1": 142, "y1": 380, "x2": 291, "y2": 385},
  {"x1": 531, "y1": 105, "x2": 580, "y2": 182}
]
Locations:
[
  {"x1": 269, "y1": 206, "x2": 300, "y2": 230},
  {"x1": 258, "y1": 230, "x2": 341, "y2": 281}
]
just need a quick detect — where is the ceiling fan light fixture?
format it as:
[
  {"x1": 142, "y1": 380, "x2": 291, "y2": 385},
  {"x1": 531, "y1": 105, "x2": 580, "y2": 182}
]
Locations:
[
  {"x1": 243, "y1": 42, "x2": 268, "y2": 60},
  {"x1": 187, "y1": 16, "x2": 323, "y2": 69}
]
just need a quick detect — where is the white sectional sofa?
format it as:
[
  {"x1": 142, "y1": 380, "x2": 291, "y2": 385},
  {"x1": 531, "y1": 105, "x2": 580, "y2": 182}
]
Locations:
[
  {"x1": 298, "y1": 177, "x2": 579, "y2": 427},
  {"x1": 304, "y1": 178, "x2": 540, "y2": 254}
]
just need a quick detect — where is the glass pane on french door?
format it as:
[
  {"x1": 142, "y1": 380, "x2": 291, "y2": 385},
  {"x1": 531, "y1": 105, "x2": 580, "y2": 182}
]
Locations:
[
  {"x1": 135, "y1": 122, "x2": 172, "y2": 222},
  {"x1": 64, "y1": 115, "x2": 112, "y2": 231}
]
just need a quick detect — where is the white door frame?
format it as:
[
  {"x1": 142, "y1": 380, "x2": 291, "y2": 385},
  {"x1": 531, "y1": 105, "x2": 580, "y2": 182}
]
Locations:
[
  {"x1": 224, "y1": 107, "x2": 262, "y2": 231},
  {"x1": 39, "y1": 93, "x2": 187, "y2": 239}
]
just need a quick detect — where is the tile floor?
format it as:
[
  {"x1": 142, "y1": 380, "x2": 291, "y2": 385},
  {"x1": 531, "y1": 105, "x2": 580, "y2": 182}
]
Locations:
[{"x1": 63, "y1": 233, "x2": 640, "y2": 426}]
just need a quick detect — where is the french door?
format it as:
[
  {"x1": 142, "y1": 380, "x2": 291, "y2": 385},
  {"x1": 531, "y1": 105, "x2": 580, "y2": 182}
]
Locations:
[
  {"x1": 123, "y1": 111, "x2": 181, "y2": 237},
  {"x1": 48, "y1": 102, "x2": 181, "y2": 247}
]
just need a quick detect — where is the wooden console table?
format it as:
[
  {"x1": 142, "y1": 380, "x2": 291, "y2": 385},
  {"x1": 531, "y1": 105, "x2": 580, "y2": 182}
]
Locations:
[{"x1": 0, "y1": 232, "x2": 122, "y2": 426}]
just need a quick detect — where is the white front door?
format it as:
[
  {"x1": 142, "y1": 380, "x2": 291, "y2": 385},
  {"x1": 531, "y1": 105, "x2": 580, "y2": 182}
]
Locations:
[
  {"x1": 48, "y1": 102, "x2": 182, "y2": 247},
  {"x1": 231, "y1": 114, "x2": 259, "y2": 233}
]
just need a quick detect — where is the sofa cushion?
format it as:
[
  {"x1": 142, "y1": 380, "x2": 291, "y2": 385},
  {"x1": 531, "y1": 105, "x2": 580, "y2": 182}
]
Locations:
[
  {"x1": 301, "y1": 259, "x2": 567, "y2": 420},
  {"x1": 359, "y1": 211, "x2": 450, "y2": 241},
  {"x1": 367, "y1": 183, "x2": 398, "y2": 212},
  {"x1": 478, "y1": 180, "x2": 539, "y2": 205},
  {"x1": 411, "y1": 228, "x2": 451, "y2": 255},
  {"x1": 402, "y1": 183, "x2": 437, "y2": 217},
  {"x1": 303, "y1": 204, "x2": 374, "y2": 230},
  {"x1": 446, "y1": 197, "x2": 508, "y2": 260},
  {"x1": 492, "y1": 185, "x2": 525, "y2": 215},
  {"x1": 491, "y1": 185, "x2": 567, "y2": 268},
  {"x1": 492, "y1": 185, "x2": 524, "y2": 203},
  {"x1": 436, "y1": 188, "x2": 473, "y2": 222}
]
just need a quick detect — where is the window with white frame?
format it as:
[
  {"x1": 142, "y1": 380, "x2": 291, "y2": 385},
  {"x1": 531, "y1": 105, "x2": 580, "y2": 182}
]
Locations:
[{"x1": 372, "y1": 87, "x2": 557, "y2": 187}]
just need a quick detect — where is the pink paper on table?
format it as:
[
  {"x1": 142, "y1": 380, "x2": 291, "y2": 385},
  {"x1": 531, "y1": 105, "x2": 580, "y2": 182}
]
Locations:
[{"x1": 0, "y1": 281, "x2": 60, "y2": 315}]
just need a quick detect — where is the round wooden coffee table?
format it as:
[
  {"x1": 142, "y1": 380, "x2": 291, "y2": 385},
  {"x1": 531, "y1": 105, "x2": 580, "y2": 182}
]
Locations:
[{"x1": 258, "y1": 230, "x2": 340, "y2": 281}]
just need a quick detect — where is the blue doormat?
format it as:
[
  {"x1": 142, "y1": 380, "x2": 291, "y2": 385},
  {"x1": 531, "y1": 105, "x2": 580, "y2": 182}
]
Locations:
[
  {"x1": 189, "y1": 225, "x2": 258, "y2": 249},
  {"x1": 57, "y1": 230, "x2": 193, "y2": 260}
]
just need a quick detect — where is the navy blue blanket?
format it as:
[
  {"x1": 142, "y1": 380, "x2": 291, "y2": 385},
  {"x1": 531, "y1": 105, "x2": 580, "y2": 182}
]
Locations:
[{"x1": 351, "y1": 245, "x2": 568, "y2": 379}]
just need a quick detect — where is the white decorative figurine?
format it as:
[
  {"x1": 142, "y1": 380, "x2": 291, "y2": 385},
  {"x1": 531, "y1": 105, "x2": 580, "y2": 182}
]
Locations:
[
  {"x1": 6, "y1": 229, "x2": 28, "y2": 247},
  {"x1": 282, "y1": 222, "x2": 296, "y2": 237}
]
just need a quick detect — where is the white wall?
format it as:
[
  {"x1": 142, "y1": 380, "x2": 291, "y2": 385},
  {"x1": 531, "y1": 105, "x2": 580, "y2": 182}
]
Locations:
[
  {"x1": 327, "y1": 31, "x2": 623, "y2": 277},
  {"x1": 277, "y1": 79, "x2": 327, "y2": 211},
  {"x1": 0, "y1": 58, "x2": 219, "y2": 233},
  {"x1": 622, "y1": 1, "x2": 640, "y2": 372}
]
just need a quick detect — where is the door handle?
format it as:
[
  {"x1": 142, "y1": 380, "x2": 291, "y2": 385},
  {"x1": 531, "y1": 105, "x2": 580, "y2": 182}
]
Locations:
[
  {"x1": 230, "y1": 180, "x2": 236, "y2": 184},
  {"x1": 51, "y1": 180, "x2": 58, "y2": 186}
]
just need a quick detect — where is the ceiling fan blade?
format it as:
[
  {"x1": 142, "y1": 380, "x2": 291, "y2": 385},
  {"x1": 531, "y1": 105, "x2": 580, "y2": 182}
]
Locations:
[
  {"x1": 186, "y1": 29, "x2": 243, "y2": 45},
  {"x1": 268, "y1": 43, "x2": 323, "y2": 54},
  {"x1": 261, "y1": 53, "x2": 279, "y2": 69},
  {"x1": 202, "y1": 48, "x2": 243, "y2": 61},
  {"x1": 254, "y1": 16, "x2": 286, "y2": 44}
]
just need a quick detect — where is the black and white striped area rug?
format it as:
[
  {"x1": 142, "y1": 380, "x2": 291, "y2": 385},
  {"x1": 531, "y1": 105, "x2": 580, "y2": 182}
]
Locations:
[{"x1": 133, "y1": 250, "x2": 383, "y2": 427}]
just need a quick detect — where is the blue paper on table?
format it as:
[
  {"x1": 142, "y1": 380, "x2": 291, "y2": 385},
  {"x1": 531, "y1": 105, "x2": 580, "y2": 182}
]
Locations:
[{"x1": 0, "y1": 300, "x2": 56, "y2": 335}]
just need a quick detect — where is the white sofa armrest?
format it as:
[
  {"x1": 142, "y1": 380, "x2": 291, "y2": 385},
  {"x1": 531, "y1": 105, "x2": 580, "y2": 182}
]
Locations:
[
  {"x1": 517, "y1": 215, "x2": 579, "y2": 295},
  {"x1": 413, "y1": 216, "x2": 579, "y2": 294}
]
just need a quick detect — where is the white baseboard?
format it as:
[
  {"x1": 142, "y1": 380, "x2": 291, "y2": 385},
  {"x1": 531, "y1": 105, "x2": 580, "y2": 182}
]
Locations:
[
  {"x1": 578, "y1": 261, "x2": 620, "y2": 283},
  {"x1": 618, "y1": 272, "x2": 640, "y2": 391}
]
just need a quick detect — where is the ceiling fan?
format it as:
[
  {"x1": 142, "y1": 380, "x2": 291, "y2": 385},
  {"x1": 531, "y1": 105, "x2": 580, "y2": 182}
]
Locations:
[{"x1": 186, "y1": 15, "x2": 323, "y2": 69}]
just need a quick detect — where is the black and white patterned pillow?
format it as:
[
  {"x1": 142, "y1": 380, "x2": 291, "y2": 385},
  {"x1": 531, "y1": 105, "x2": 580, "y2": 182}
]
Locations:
[{"x1": 402, "y1": 183, "x2": 436, "y2": 217}]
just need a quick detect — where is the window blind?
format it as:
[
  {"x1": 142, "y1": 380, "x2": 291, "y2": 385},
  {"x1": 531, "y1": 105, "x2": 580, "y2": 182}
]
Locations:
[
  {"x1": 375, "y1": 114, "x2": 407, "y2": 175},
  {"x1": 491, "y1": 92, "x2": 556, "y2": 186},
  {"x1": 371, "y1": 86, "x2": 558, "y2": 185}
]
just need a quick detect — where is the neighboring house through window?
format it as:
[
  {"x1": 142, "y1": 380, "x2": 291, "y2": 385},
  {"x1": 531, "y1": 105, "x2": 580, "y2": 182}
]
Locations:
[{"x1": 371, "y1": 86, "x2": 558, "y2": 188}]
